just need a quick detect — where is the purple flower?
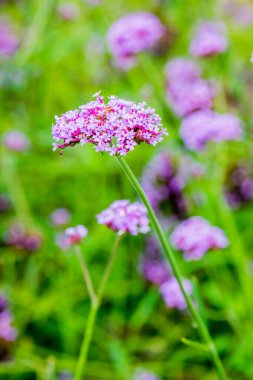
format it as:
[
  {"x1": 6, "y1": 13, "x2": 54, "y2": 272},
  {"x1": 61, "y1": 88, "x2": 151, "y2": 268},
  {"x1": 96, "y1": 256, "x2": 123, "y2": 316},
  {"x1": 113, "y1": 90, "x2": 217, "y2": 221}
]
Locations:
[
  {"x1": 251, "y1": 52, "x2": 253, "y2": 63},
  {"x1": 165, "y1": 58, "x2": 201, "y2": 84},
  {"x1": 4, "y1": 224, "x2": 41, "y2": 252},
  {"x1": 142, "y1": 151, "x2": 187, "y2": 224},
  {"x1": 171, "y1": 216, "x2": 228, "y2": 261},
  {"x1": 180, "y1": 110, "x2": 243, "y2": 151},
  {"x1": 107, "y1": 12, "x2": 165, "y2": 70},
  {"x1": 133, "y1": 369, "x2": 160, "y2": 380},
  {"x1": 57, "y1": 3, "x2": 79, "y2": 20},
  {"x1": 190, "y1": 22, "x2": 228, "y2": 57},
  {"x1": 140, "y1": 237, "x2": 170, "y2": 285},
  {"x1": 97, "y1": 200, "x2": 150, "y2": 236},
  {"x1": 167, "y1": 79, "x2": 214, "y2": 117},
  {"x1": 2, "y1": 131, "x2": 30, "y2": 152},
  {"x1": 65, "y1": 225, "x2": 88, "y2": 246},
  {"x1": 0, "y1": 294, "x2": 16, "y2": 345},
  {"x1": 160, "y1": 277, "x2": 193, "y2": 310},
  {"x1": 50, "y1": 208, "x2": 71, "y2": 226},
  {"x1": 52, "y1": 93, "x2": 166, "y2": 156},
  {"x1": 0, "y1": 311, "x2": 16, "y2": 342},
  {"x1": 165, "y1": 58, "x2": 214, "y2": 116},
  {"x1": 225, "y1": 164, "x2": 253, "y2": 208},
  {"x1": 223, "y1": 2, "x2": 253, "y2": 27},
  {"x1": 0, "y1": 21, "x2": 19, "y2": 58}
]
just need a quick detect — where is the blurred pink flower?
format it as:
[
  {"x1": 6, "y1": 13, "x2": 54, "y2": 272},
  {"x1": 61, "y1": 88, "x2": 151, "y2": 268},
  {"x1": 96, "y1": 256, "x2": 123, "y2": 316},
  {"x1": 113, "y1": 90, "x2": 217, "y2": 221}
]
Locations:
[
  {"x1": 97, "y1": 200, "x2": 150, "y2": 236},
  {"x1": 57, "y1": 3, "x2": 80, "y2": 20},
  {"x1": 65, "y1": 225, "x2": 88, "y2": 246},
  {"x1": 190, "y1": 22, "x2": 228, "y2": 57},
  {"x1": 160, "y1": 277, "x2": 193, "y2": 310},
  {"x1": 107, "y1": 12, "x2": 165, "y2": 70},
  {"x1": 0, "y1": 294, "x2": 16, "y2": 343},
  {"x1": 4, "y1": 224, "x2": 41, "y2": 252},
  {"x1": 3, "y1": 131, "x2": 30, "y2": 152},
  {"x1": 165, "y1": 58, "x2": 214, "y2": 116},
  {"x1": 180, "y1": 110, "x2": 243, "y2": 151},
  {"x1": 0, "y1": 21, "x2": 19, "y2": 58},
  {"x1": 50, "y1": 208, "x2": 71, "y2": 226},
  {"x1": 133, "y1": 369, "x2": 160, "y2": 380},
  {"x1": 171, "y1": 216, "x2": 228, "y2": 261}
]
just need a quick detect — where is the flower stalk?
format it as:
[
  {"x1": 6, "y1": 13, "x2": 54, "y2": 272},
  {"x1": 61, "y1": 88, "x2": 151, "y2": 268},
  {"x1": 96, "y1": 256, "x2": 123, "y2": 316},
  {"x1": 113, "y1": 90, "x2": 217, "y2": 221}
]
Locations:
[
  {"x1": 74, "y1": 234, "x2": 122, "y2": 380},
  {"x1": 116, "y1": 155, "x2": 228, "y2": 380}
]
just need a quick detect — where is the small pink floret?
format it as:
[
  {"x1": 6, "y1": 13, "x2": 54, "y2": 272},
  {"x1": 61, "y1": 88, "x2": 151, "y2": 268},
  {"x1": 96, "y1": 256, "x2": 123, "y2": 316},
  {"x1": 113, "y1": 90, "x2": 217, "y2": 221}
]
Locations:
[{"x1": 97, "y1": 200, "x2": 150, "y2": 236}]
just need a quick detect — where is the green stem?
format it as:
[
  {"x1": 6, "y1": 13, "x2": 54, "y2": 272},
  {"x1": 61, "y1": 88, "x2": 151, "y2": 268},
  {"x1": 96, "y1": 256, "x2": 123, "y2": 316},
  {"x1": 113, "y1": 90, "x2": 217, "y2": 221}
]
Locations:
[
  {"x1": 116, "y1": 155, "x2": 228, "y2": 380},
  {"x1": 74, "y1": 235, "x2": 122, "y2": 380},
  {"x1": 75, "y1": 246, "x2": 97, "y2": 307}
]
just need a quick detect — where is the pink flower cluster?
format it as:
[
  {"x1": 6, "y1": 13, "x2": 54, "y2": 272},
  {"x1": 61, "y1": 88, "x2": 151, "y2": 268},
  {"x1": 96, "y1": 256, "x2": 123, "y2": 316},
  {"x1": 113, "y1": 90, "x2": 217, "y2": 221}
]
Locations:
[
  {"x1": 160, "y1": 278, "x2": 193, "y2": 310},
  {"x1": 65, "y1": 225, "x2": 88, "y2": 245},
  {"x1": 180, "y1": 110, "x2": 243, "y2": 151},
  {"x1": 52, "y1": 93, "x2": 166, "y2": 156},
  {"x1": 171, "y1": 216, "x2": 228, "y2": 261},
  {"x1": 0, "y1": 21, "x2": 19, "y2": 58},
  {"x1": 0, "y1": 294, "x2": 16, "y2": 343},
  {"x1": 165, "y1": 58, "x2": 214, "y2": 116},
  {"x1": 107, "y1": 12, "x2": 165, "y2": 70},
  {"x1": 190, "y1": 22, "x2": 228, "y2": 57},
  {"x1": 142, "y1": 151, "x2": 187, "y2": 227},
  {"x1": 133, "y1": 369, "x2": 160, "y2": 380},
  {"x1": 3, "y1": 131, "x2": 30, "y2": 152},
  {"x1": 97, "y1": 200, "x2": 150, "y2": 236},
  {"x1": 141, "y1": 237, "x2": 171, "y2": 285},
  {"x1": 50, "y1": 208, "x2": 71, "y2": 226},
  {"x1": 140, "y1": 237, "x2": 193, "y2": 311},
  {"x1": 57, "y1": 3, "x2": 80, "y2": 20},
  {"x1": 4, "y1": 224, "x2": 41, "y2": 252}
]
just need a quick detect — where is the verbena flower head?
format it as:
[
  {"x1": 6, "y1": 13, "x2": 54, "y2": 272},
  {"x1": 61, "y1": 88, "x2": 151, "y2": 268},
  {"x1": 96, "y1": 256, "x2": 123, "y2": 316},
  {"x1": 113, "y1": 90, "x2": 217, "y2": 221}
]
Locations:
[
  {"x1": 165, "y1": 58, "x2": 201, "y2": 84},
  {"x1": 167, "y1": 79, "x2": 214, "y2": 116},
  {"x1": 171, "y1": 216, "x2": 228, "y2": 261},
  {"x1": 165, "y1": 58, "x2": 214, "y2": 116},
  {"x1": 0, "y1": 311, "x2": 16, "y2": 342},
  {"x1": 133, "y1": 369, "x2": 160, "y2": 380},
  {"x1": 4, "y1": 224, "x2": 41, "y2": 252},
  {"x1": 65, "y1": 225, "x2": 88, "y2": 246},
  {"x1": 190, "y1": 22, "x2": 228, "y2": 57},
  {"x1": 97, "y1": 200, "x2": 150, "y2": 236},
  {"x1": 140, "y1": 236, "x2": 170, "y2": 285},
  {"x1": 180, "y1": 110, "x2": 243, "y2": 151},
  {"x1": 142, "y1": 151, "x2": 187, "y2": 224},
  {"x1": 0, "y1": 294, "x2": 16, "y2": 344},
  {"x1": 107, "y1": 12, "x2": 165, "y2": 70},
  {"x1": 57, "y1": 3, "x2": 79, "y2": 20},
  {"x1": 0, "y1": 21, "x2": 19, "y2": 58},
  {"x1": 3, "y1": 131, "x2": 30, "y2": 152},
  {"x1": 160, "y1": 277, "x2": 193, "y2": 310},
  {"x1": 50, "y1": 208, "x2": 71, "y2": 226},
  {"x1": 52, "y1": 93, "x2": 166, "y2": 156}
]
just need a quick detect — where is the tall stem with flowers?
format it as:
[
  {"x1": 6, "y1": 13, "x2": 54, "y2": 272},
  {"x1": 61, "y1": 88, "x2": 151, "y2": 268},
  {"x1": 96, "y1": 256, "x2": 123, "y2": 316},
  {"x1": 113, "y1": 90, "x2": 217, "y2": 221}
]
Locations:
[{"x1": 52, "y1": 93, "x2": 228, "y2": 380}]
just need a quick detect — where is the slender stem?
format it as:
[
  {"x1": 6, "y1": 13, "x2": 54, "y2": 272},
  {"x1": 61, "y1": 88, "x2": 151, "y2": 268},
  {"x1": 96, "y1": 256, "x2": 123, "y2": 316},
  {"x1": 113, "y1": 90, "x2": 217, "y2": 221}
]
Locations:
[
  {"x1": 74, "y1": 235, "x2": 122, "y2": 380},
  {"x1": 97, "y1": 234, "x2": 122, "y2": 306},
  {"x1": 75, "y1": 245, "x2": 97, "y2": 307},
  {"x1": 116, "y1": 155, "x2": 228, "y2": 380}
]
